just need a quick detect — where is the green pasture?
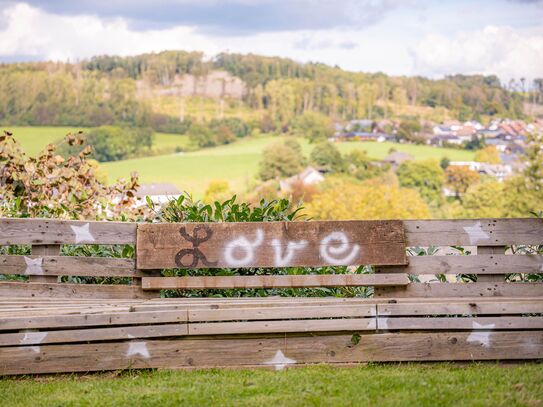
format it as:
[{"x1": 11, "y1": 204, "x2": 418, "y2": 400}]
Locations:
[
  {"x1": 4, "y1": 126, "x2": 475, "y2": 197},
  {"x1": 2, "y1": 364, "x2": 541, "y2": 406},
  {"x1": 103, "y1": 136, "x2": 475, "y2": 196}
]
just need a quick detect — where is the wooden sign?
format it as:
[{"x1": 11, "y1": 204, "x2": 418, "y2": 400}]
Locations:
[{"x1": 136, "y1": 220, "x2": 406, "y2": 269}]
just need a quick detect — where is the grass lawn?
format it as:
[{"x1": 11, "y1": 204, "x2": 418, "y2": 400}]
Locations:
[
  {"x1": 3, "y1": 126, "x2": 476, "y2": 197},
  {"x1": 1, "y1": 364, "x2": 541, "y2": 406},
  {"x1": 103, "y1": 136, "x2": 475, "y2": 196},
  {"x1": 2, "y1": 126, "x2": 88, "y2": 156}
]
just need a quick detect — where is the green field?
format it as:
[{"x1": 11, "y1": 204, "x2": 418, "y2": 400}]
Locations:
[
  {"x1": 2, "y1": 126, "x2": 88, "y2": 156},
  {"x1": 5, "y1": 126, "x2": 475, "y2": 197},
  {"x1": 2, "y1": 364, "x2": 541, "y2": 406},
  {"x1": 103, "y1": 136, "x2": 475, "y2": 196}
]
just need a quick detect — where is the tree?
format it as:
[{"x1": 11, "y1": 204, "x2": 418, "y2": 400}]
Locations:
[
  {"x1": 397, "y1": 119, "x2": 422, "y2": 143},
  {"x1": 0, "y1": 132, "x2": 138, "y2": 219},
  {"x1": 57, "y1": 126, "x2": 154, "y2": 162},
  {"x1": 258, "y1": 140, "x2": 305, "y2": 181},
  {"x1": 455, "y1": 181, "x2": 506, "y2": 218},
  {"x1": 445, "y1": 166, "x2": 480, "y2": 199},
  {"x1": 188, "y1": 123, "x2": 216, "y2": 148},
  {"x1": 474, "y1": 146, "x2": 501, "y2": 164},
  {"x1": 310, "y1": 142, "x2": 343, "y2": 172},
  {"x1": 203, "y1": 180, "x2": 231, "y2": 203},
  {"x1": 396, "y1": 160, "x2": 444, "y2": 206},
  {"x1": 290, "y1": 111, "x2": 334, "y2": 143},
  {"x1": 306, "y1": 178, "x2": 430, "y2": 220},
  {"x1": 343, "y1": 150, "x2": 385, "y2": 180}
]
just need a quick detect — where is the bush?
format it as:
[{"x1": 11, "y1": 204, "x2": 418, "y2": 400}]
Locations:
[{"x1": 259, "y1": 140, "x2": 305, "y2": 181}]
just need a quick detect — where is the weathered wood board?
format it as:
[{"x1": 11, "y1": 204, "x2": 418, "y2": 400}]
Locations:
[
  {"x1": 141, "y1": 274, "x2": 409, "y2": 290},
  {"x1": 404, "y1": 218, "x2": 543, "y2": 246},
  {"x1": 1, "y1": 331, "x2": 541, "y2": 375},
  {"x1": 136, "y1": 221, "x2": 407, "y2": 269}
]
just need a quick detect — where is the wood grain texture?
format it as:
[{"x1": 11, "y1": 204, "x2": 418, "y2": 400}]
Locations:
[
  {"x1": 30, "y1": 245, "x2": 59, "y2": 283},
  {"x1": 477, "y1": 246, "x2": 505, "y2": 283},
  {"x1": 1, "y1": 331, "x2": 541, "y2": 375},
  {"x1": 0, "y1": 310, "x2": 188, "y2": 330},
  {"x1": 141, "y1": 274, "x2": 409, "y2": 290},
  {"x1": 0, "y1": 324, "x2": 188, "y2": 346},
  {"x1": 377, "y1": 316, "x2": 543, "y2": 330},
  {"x1": 376, "y1": 254, "x2": 543, "y2": 275},
  {"x1": 374, "y1": 282, "x2": 543, "y2": 298},
  {"x1": 0, "y1": 255, "x2": 140, "y2": 277},
  {"x1": 0, "y1": 218, "x2": 136, "y2": 245},
  {"x1": 0, "y1": 282, "x2": 154, "y2": 299},
  {"x1": 378, "y1": 301, "x2": 543, "y2": 316},
  {"x1": 136, "y1": 220, "x2": 407, "y2": 269},
  {"x1": 404, "y1": 218, "x2": 543, "y2": 246}
]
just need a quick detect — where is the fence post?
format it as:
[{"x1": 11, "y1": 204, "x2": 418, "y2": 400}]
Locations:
[
  {"x1": 477, "y1": 245, "x2": 505, "y2": 282},
  {"x1": 30, "y1": 244, "x2": 60, "y2": 283}
]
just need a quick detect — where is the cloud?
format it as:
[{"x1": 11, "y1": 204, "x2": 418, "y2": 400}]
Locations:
[
  {"x1": 411, "y1": 25, "x2": 543, "y2": 81},
  {"x1": 0, "y1": 3, "x2": 217, "y2": 60},
  {"x1": 12, "y1": 0, "x2": 399, "y2": 34}
]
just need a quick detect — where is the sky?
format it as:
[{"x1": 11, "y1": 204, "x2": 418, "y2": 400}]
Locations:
[{"x1": 0, "y1": 0, "x2": 542, "y2": 82}]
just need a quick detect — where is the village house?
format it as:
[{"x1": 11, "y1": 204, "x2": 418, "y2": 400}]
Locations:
[
  {"x1": 134, "y1": 183, "x2": 182, "y2": 206},
  {"x1": 279, "y1": 166, "x2": 325, "y2": 193}
]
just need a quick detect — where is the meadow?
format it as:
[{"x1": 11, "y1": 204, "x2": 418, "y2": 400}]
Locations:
[
  {"x1": 2, "y1": 364, "x2": 541, "y2": 406},
  {"x1": 5, "y1": 126, "x2": 475, "y2": 197}
]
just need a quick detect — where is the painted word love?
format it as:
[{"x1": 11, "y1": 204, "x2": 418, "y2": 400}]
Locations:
[{"x1": 136, "y1": 220, "x2": 407, "y2": 269}]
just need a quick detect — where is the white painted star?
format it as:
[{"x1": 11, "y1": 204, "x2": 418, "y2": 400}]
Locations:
[
  {"x1": 264, "y1": 350, "x2": 296, "y2": 371},
  {"x1": 467, "y1": 322, "x2": 495, "y2": 348},
  {"x1": 24, "y1": 256, "x2": 44, "y2": 275},
  {"x1": 463, "y1": 222, "x2": 490, "y2": 245},
  {"x1": 20, "y1": 332, "x2": 48, "y2": 345},
  {"x1": 126, "y1": 341, "x2": 150, "y2": 359},
  {"x1": 70, "y1": 223, "x2": 95, "y2": 244}
]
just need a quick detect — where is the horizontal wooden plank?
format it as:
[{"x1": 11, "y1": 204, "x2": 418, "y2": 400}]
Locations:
[
  {"x1": 377, "y1": 254, "x2": 543, "y2": 275},
  {"x1": 378, "y1": 301, "x2": 543, "y2": 316},
  {"x1": 0, "y1": 255, "x2": 140, "y2": 277},
  {"x1": 404, "y1": 218, "x2": 543, "y2": 246},
  {"x1": 0, "y1": 324, "x2": 188, "y2": 346},
  {"x1": 136, "y1": 220, "x2": 407, "y2": 269},
  {"x1": 0, "y1": 310, "x2": 188, "y2": 330},
  {"x1": 189, "y1": 319, "x2": 375, "y2": 335},
  {"x1": 0, "y1": 218, "x2": 136, "y2": 245},
  {"x1": 374, "y1": 282, "x2": 543, "y2": 298},
  {"x1": 0, "y1": 282, "x2": 154, "y2": 299},
  {"x1": 189, "y1": 305, "x2": 375, "y2": 322},
  {"x1": 141, "y1": 274, "x2": 410, "y2": 290},
  {"x1": 377, "y1": 316, "x2": 543, "y2": 330},
  {"x1": 1, "y1": 331, "x2": 541, "y2": 375}
]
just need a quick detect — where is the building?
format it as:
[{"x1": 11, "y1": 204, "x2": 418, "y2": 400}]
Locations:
[
  {"x1": 134, "y1": 183, "x2": 182, "y2": 206},
  {"x1": 279, "y1": 167, "x2": 325, "y2": 192},
  {"x1": 382, "y1": 151, "x2": 414, "y2": 169},
  {"x1": 448, "y1": 161, "x2": 513, "y2": 182}
]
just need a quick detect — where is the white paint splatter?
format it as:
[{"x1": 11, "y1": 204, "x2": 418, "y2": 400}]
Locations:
[
  {"x1": 24, "y1": 256, "x2": 44, "y2": 275},
  {"x1": 126, "y1": 341, "x2": 150, "y2": 359},
  {"x1": 29, "y1": 346, "x2": 41, "y2": 354},
  {"x1": 272, "y1": 239, "x2": 308, "y2": 267},
  {"x1": 264, "y1": 350, "x2": 296, "y2": 371},
  {"x1": 377, "y1": 310, "x2": 391, "y2": 331},
  {"x1": 463, "y1": 222, "x2": 490, "y2": 245},
  {"x1": 127, "y1": 334, "x2": 135, "y2": 339},
  {"x1": 20, "y1": 332, "x2": 48, "y2": 345},
  {"x1": 70, "y1": 223, "x2": 95, "y2": 244},
  {"x1": 467, "y1": 321, "x2": 495, "y2": 348},
  {"x1": 224, "y1": 229, "x2": 264, "y2": 267},
  {"x1": 319, "y1": 232, "x2": 360, "y2": 265}
]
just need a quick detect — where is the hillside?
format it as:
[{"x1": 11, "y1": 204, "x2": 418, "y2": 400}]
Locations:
[{"x1": 0, "y1": 50, "x2": 531, "y2": 133}]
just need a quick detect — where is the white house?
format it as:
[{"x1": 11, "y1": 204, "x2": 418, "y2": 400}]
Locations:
[{"x1": 280, "y1": 167, "x2": 325, "y2": 192}]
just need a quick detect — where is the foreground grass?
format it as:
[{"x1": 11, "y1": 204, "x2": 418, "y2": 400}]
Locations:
[{"x1": 1, "y1": 364, "x2": 541, "y2": 406}]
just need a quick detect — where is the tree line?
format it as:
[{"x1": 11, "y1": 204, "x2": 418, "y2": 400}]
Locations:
[{"x1": 1, "y1": 51, "x2": 538, "y2": 132}]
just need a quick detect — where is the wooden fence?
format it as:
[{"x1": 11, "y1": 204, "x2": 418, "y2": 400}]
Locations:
[{"x1": 0, "y1": 217, "x2": 542, "y2": 374}]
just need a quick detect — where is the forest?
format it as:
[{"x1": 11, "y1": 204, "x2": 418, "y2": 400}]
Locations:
[{"x1": 0, "y1": 50, "x2": 538, "y2": 132}]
